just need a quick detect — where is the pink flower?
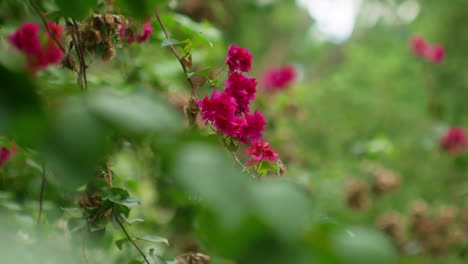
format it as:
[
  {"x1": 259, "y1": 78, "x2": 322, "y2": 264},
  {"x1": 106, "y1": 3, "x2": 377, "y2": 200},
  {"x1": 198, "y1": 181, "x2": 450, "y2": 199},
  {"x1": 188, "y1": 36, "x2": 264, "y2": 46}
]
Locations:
[
  {"x1": 427, "y1": 44, "x2": 445, "y2": 64},
  {"x1": 196, "y1": 89, "x2": 237, "y2": 122},
  {"x1": 8, "y1": 22, "x2": 64, "y2": 72},
  {"x1": 246, "y1": 140, "x2": 278, "y2": 166},
  {"x1": 0, "y1": 142, "x2": 18, "y2": 168},
  {"x1": 225, "y1": 44, "x2": 253, "y2": 73},
  {"x1": 262, "y1": 65, "x2": 297, "y2": 91},
  {"x1": 410, "y1": 36, "x2": 429, "y2": 57},
  {"x1": 236, "y1": 111, "x2": 267, "y2": 144},
  {"x1": 440, "y1": 127, "x2": 467, "y2": 155},
  {"x1": 410, "y1": 35, "x2": 445, "y2": 64},
  {"x1": 119, "y1": 22, "x2": 153, "y2": 44},
  {"x1": 136, "y1": 23, "x2": 153, "y2": 43},
  {"x1": 8, "y1": 23, "x2": 42, "y2": 55},
  {"x1": 225, "y1": 72, "x2": 257, "y2": 114}
]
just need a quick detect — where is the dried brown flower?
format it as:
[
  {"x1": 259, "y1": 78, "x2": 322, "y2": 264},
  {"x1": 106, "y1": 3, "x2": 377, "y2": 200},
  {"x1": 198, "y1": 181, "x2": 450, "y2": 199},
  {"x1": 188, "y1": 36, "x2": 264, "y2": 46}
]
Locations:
[{"x1": 345, "y1": 179, "x2": 370, "y2": 211}]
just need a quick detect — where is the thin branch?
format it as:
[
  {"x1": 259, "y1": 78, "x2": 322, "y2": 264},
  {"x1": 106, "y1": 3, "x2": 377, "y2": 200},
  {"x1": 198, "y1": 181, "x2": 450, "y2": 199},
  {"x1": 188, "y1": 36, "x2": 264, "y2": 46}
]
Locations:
[
  {"x1": 37, "y1": 163, "x2": 46, "y2": 225},
  {"x1": 72, "y1": 19, "x2": 88, "y2": 91},
  {"x1": 155, "y1": 9, "x2": 199, "y2": 127},
  {"x1": 114, "y1": 211, "x2": 151, "y2": 264},
  {"x1": 29, "y1": 0, "x2": 66, "y2": 53}
]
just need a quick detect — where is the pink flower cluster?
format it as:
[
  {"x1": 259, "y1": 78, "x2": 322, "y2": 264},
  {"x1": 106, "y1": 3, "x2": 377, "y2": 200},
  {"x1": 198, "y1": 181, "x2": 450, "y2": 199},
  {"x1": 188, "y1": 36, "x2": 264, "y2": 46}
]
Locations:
[
  {"x1": 8, "y1": 22, "x2": 64, "y2": 72},
  {"x1": 410, "y1": 36, "x2": 445, "y2": 64},
  {"x1": 0, "y1": 142, "x2": 17, "y2": 168},
  {"x1": 197, "y1": 44, "x2": 278, "y2": 165},
  {"x1": 262, "y1": 65, "x2": 297, "y2": 91},
  {"x1": 118, "y1": 23, "x2": 153, "y2": 44},
  {"x1": 440, "y1": 127, "x2": 467, "y2": 155}
]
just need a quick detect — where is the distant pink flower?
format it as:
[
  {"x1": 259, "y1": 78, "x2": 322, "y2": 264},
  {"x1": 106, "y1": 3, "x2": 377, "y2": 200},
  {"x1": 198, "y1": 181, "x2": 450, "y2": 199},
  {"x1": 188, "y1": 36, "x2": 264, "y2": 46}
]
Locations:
[
  {"x1": 262, "y1": 65, "x2": 297, "y2": 91},
  {"x1": 8, "y1": 21, "x2": 64, "y2": 72},
  {"x1": 0, "y1": 142, "x2": 18, "y2": 168},
  {"x1": 246, "y1": 140, "x2": 278, "y2": 166},
  {"x1": 225, "y1": 44, "x2": 253, "y2": 73},
  {"x1": 410, "y1": 35, "x2": 445, "y2": 64},
  {"x1": 119, "y1": 22, "x2": 153, "y2": 44},
  {"x1": 440, "y1": 127, "x2": 467, "y2": 155},
  {"x1": 427, "y1": 44, "x2": 445, "y2": 64},
  {"x1": 225, "y1": 72, "x2": 257, "y2": 114}
]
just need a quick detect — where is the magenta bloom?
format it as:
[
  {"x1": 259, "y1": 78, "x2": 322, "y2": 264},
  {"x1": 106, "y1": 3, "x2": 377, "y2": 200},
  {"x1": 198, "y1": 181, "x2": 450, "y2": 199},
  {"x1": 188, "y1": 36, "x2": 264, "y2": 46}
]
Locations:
[
  {"x1": 246, "y1": 140, "x2": 278, "y2": 166},
  {"x1": 409, "y1": 35, "x2": 445, "y2": 64},
  {"x1": 0, "y1": 142, "x2": 18, "y2": 168},
  {"x1": 196, "y1": 89, "x2": 237, "y2": 123},
  {"x1": 410, "y1": 36, "x2": 429, "y2": 57},
  {"x1": 8, "y1": 22, "x2": 64, "y2": 72},
  {"x1": 225, "y1": 44, "x2": 253, "y2": 73},
  {"x1": 225, "y1": 72, "x2": 257, "y2": 114},
  {"x1": 427, "y1": 44, "x2": 445, "y2": 64},
  {"x1": 119, "y1": 22, "x2": 153, "y2": 44},
  {"x1": 440, "y1": 127, "x2": 468, "y2": 155},
  {"x1": 8, "y1": 23, "x2": 42, "y2": 55},
  {"x1": 236, "y1": 111, "x2": 267, "y2": 144},
  {"x1": 262, "y1": 65, "x2": 297, "y2": 91}
]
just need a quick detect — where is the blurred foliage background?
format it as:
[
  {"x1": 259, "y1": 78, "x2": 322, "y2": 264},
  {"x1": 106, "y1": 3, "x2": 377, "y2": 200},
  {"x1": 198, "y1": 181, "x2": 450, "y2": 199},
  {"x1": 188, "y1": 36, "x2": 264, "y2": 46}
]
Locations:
[{"x1": 0, "y1": 0, "x2": 467, "y2": 263}]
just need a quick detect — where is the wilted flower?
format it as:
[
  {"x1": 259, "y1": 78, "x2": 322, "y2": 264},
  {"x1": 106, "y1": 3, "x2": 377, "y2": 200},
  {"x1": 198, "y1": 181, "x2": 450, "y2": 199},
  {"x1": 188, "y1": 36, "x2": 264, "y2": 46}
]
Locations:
[{"x1": 345, "y1": 179, "x2": 370, "y2": 211}]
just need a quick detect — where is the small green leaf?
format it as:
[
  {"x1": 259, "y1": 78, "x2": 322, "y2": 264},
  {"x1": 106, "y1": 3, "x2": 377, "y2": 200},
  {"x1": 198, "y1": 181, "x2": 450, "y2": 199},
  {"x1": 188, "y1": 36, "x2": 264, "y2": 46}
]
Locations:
[
  {"x1": 135, "y1": 235, "x2": 169, "y2": 246},
  {"x1": 187, "y1": 67, "x2": 211, "y2": 79},
  {"x1": 120, "y1": 214, "x2": 144, "y2": 225},
  {"x1": 257, "y1": 161, "x2": 279, "y2": 176},
  {"x1": 152, "y1": 255, "x2": 167, "y2": 264},
  {"x1": 115, "y1": 238, "x2": 129, "y2": 250},
  {"x1": 62, "y1": 208, "x2": 83, "y2": 218},
  {"x1": 128, "y1": 259, "x2": 144, "y2": 264},
  {"x1": 56, "y1": 0, "x2": 95, "y2": 19},
  {"x1": 110, "y1": 197, "x2": 142, "y2": 208},
  {"x1": 161, "y1": 38, "x2": 183, "y2": 47}
]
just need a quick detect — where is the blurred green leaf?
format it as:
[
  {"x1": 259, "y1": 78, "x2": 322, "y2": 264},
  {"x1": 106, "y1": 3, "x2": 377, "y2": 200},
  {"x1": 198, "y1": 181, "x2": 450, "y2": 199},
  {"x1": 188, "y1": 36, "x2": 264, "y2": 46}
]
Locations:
[
  {"x1": 55, "y1": 0, "x2": 94, "y2": 19},
  {"x1": 135, "y1": 235, "x2": 169, "y2": 245}
]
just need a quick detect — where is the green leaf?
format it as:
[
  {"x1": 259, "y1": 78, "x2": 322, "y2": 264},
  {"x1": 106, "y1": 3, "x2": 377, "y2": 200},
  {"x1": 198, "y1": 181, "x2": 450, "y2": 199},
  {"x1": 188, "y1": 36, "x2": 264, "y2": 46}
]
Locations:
[
  {"x1": 135, "y1": 235, "x2": 169, "y2": 246},
  {"x1": 187, "y1": 67, "x2": 211, "y2": 79},
  {"x1": 257, "y1": 161, "x2": 280, "y2": 176},
  {"x1": 55, "y1": 0, "x2": 95, "y2": 19},
  {"x1": 110, "y1": 197, "x2": 142, "y2": 208},
  {"x1": 161, "y1": 38, "x2": 183, "y2": 47},
  {"x1": 114, "y1": 0, "x2": 167, "y2": 18},
  {"x1": 87, "y1": 90, "x2": 182, "y2": 134},
  {"x1": 115, "y1": 238, "x2": 129, "y2": 250},
  {"x1": 62, "y1": 208, "x2": 83, "y2": 218},
  {"x1": 152, "y1": 255, "x2": 167, "y2": 264},
  {"x1": 120, "y1": 214, "x2": 144, "y2": 225},
  {"x1": 128, "y1": 259, "x2": 144, "y2": 264}
]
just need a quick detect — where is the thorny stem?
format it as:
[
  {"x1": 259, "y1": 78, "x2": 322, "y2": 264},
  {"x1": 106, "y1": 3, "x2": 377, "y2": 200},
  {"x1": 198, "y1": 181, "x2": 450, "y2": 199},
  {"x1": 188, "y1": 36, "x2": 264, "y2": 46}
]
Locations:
[
  {"x1": 155, "y1": 9, "x2": 200, "y2": 127},
  {"x1": 37, "y1": 163, "x2": 46, "y2": 225},
  {"x1": 114, "y1": 211, "x2": 151, "y2": 264},
  {"x1": 29, "y1": 0, "x2": 66, "y2": 53}
]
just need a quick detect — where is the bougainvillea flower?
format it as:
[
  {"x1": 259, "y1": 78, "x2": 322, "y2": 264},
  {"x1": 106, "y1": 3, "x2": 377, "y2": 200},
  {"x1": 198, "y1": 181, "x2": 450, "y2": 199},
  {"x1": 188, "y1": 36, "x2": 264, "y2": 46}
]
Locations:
[
  {"x1": 225, "y1": 71, "x2": 257, "y2": 114},
  {"x1": 196, "y1": 89, "x2": 237, "y2": 123},
  {"x1": 440, "y1": 127, "x2": 467, "y2": 155},
  {"x1": 236, "y1": 111, "x2": 267, "y2": 144},
  {"x1": 246, "y1": 140, "x2": 278, "y2": 165},
  {"x1": 0, "y1": 142, "x2": 18, "y2": 168},
  {"x1": 8, "y1": 21, "x2": 64, "y2": 72},
  {"x1": 119, "y1": 22, "x2": 153, "y2": 44},
  {"x1": 262, "y1": 65, "x2": 297, "y2": 91},
  {"x1": 410, "y1": 36, "x2": 429, "y2": 57},
  {"x1": 225, "y1": 44, "x2": 253, "y2": 73}
]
